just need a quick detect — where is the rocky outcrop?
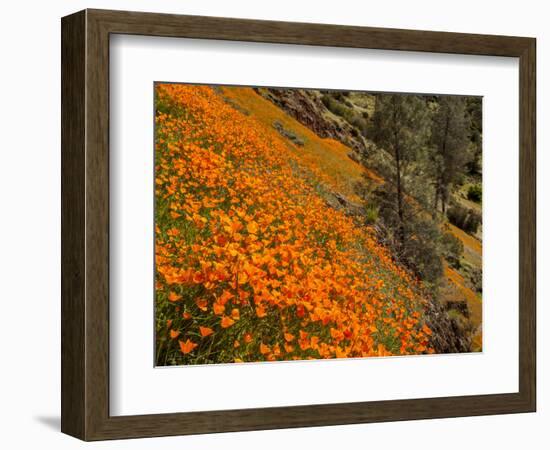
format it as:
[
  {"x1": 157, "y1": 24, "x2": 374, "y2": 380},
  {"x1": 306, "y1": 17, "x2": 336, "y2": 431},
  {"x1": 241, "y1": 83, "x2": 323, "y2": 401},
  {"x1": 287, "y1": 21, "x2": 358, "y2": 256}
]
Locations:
[
  {"x1": 425, "y1": 297, "x2": 472, "y2": 353},
  {"x1": 254, "y1": 87, "x2": 366, "y2": 155},
  {"x1": 324, "y1": 191, "x2": 364, "y2": 217}
]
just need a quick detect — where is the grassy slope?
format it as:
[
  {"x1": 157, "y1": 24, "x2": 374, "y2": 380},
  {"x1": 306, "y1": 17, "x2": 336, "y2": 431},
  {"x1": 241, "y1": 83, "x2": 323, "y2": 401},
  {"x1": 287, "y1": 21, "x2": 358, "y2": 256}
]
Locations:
[{"x1": 221, "y1": 87, "x2": 483, "y2": 349}]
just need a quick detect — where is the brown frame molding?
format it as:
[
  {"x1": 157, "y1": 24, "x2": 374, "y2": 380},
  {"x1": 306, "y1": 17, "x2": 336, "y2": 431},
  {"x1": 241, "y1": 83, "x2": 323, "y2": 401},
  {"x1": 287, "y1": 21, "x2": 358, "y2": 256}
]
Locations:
[{"x1": 61, "y1": 9, "x2": 536, "y2": 441}]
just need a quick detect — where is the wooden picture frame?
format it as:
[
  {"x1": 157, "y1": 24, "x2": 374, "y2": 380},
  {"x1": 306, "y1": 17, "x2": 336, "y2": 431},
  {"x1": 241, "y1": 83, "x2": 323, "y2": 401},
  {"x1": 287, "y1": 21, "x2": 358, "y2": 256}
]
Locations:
[{"x1": 61, "y1": 8, "x2": 536, "y2": 441}]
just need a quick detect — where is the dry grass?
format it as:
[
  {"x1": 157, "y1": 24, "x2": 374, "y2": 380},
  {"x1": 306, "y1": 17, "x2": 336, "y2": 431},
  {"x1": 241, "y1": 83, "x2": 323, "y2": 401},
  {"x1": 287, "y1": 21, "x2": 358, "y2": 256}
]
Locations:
[{"x1": 220, "y1": 87, "x2": 384, "y2": 202}]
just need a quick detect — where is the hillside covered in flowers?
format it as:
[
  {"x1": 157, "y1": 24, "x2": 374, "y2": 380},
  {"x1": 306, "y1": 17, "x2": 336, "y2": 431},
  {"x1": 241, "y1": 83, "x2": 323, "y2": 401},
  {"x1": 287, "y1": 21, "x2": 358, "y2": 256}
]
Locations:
[{"x1": 155, "y1": 84, "x2": 436, "y2": 366}]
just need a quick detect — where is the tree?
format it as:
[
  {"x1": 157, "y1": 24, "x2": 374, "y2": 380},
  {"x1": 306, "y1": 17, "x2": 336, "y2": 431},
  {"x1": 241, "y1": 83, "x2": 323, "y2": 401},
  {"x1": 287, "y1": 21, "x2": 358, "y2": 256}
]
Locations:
[
  {"x1": 465, "y1": 97, "x2": 482, "y2": 175},
  {"x1": 429, "y1": 97, "x2": 470, "y2": 214},
  {"x1": 369, "y1": 185, "x2": 443, "y2": 284},
  {"x1": 366, "y1": 94, "x2": 430, "y2": 247}
]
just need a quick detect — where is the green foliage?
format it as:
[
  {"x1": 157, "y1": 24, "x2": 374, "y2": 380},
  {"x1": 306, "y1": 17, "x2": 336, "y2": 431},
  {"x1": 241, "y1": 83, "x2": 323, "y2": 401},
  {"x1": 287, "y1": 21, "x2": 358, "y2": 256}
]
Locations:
[
  {"x1": 356, "y1": 93, "x2": 481, "y2": 289},
  {"x1": 367, "y1": 94, "x2": 431, "y2": 244},
  {"x1": 429, "y1": 96, "x2": 471, "y2": 213},
  {"x1": 321, "y1": 94, "x2": 369, "y2": 137},
  {"x1": 401, "y1": 219, "x2": 444, "y2": 285},
  {"x1": 272, "y1": 120, "x2": 305, "y2": 146},
  {"x1": 462, "y1": 261, "x2": 483, "y2": 293},
  {"x1": 321, "y1": 94, "x2": 349, "y2": 117},
  {"x1": 441, "y1": 231, "x2": 464, "y2": 269},
  {"x1": 467, "y1": 184, "x2": 482, "y2": 203},
  {"x1": 447, "y1": 203, "x2": 481, "y2": 234},
  {"x1": 368, "y1": 94, "x2": 431, "y2": 165},
  {"x1": 370, "y1": 185, "x2": 443, "y2": 285},
  {"x1": 349, "y1": 115, "x2": 369, "y2": 137},
  {"x1": 447, "y1": 308, "x2": 469, "y2": 329},
  {"x1": 363, "y1": 203, "x2": 379, "y2": 225},
  {"x1": 466, "y1": 97, "x2": 483, "y2": 175}
]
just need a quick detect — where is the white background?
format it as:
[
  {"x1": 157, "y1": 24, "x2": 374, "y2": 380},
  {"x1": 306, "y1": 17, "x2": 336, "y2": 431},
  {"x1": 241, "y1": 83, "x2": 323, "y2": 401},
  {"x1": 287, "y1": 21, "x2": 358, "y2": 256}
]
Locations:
[
  {"x1": 0, "y1": 0, "x2": 547, "y2": 449},
  {"x1": 110, "y1": 36, "x2": 519, "y2": 416}
]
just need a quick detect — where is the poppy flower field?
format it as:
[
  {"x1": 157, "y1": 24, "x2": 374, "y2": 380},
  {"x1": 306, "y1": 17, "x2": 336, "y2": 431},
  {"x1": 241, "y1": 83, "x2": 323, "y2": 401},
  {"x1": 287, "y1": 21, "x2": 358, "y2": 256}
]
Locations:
[{"x1": 154, "y1": 83, "x2": 434, "y2": 366}]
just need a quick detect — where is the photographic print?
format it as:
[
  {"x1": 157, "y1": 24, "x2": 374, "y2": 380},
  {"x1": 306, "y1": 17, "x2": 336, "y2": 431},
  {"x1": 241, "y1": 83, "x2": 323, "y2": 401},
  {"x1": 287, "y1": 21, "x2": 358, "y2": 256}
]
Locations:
[{"x1": 154, "y1": 83, "x2": 482, "y2": 366}]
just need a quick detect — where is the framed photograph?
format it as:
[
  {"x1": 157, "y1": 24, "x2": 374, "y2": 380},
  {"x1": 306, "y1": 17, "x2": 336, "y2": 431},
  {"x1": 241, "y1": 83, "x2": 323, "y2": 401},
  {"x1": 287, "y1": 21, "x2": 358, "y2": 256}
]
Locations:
[{"x1": 61, "y1": 9, "x2": 536, "y2": 440}]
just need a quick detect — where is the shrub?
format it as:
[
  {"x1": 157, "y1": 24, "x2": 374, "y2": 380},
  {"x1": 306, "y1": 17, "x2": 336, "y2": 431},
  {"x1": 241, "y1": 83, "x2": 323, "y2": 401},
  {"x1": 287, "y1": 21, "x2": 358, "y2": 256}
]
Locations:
[
  {"x1": 320, "y1": 95, "x2": 370, "y2": 138},
  {"x1": 401, "y1": 219, "x2": 444, "y2": 285},
  {"x1": 349, "y1": 115, "x2": 369, "y2": 137},
  {"x1": 363, "y1": 204, "x2": 379, "y2": 225},
  {"x1": 321, "y1": 95, "x2": 351, "y2": 119},
  {"x1": 447, "y1": 204, "x2": 481, "y2": 234},
  {"x1": 272, "y1": 120, "x2": 305, "y2": 146},
  {"x1": 468, "y1": 267, "x2": 482, "y2": 293},
  {"x1": 467, "y1": 184, "x2": 482, "y2": 203},
  {"x1": 371, "y1": 186, "x2": 443, "y2": 284},
  {"x1": 441, "y1": 232, "x2": 463, "y2": 269},
  {"x1": 467, "y1": 211, "x2": 481, "y2": 233}
]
